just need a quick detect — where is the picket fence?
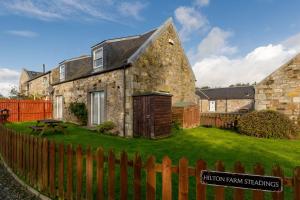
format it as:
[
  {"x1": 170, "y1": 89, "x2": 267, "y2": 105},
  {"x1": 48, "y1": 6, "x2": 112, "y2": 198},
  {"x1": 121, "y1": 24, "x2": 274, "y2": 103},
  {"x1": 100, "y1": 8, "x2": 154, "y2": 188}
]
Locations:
[
  {"x1": 0, "y1": 125, "x2": 299, "y2": 200},
  {"x1": 0, "y1": 99, "x2": 52, "y2": 122}
]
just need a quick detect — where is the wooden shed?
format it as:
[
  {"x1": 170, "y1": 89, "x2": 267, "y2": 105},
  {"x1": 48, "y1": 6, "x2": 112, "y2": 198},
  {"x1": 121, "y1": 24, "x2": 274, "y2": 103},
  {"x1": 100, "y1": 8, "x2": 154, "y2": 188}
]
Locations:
[{"x1": 133, "y1": 92, "x2": 172, "y2": 139}]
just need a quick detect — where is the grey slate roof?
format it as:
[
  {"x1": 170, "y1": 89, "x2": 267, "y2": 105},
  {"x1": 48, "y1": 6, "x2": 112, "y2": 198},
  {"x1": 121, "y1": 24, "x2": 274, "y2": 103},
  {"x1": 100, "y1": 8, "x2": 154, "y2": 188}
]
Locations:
[
  {"x1": 26, "y1": 70, "x2": 43, "y2": 80},
  {"x1": 196, "y1": 86, "x2": 255, "y2": 100}
]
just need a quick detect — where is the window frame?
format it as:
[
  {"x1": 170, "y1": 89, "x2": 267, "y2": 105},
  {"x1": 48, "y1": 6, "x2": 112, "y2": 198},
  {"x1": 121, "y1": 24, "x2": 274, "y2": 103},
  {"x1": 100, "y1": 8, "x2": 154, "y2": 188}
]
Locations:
[
  {"x1": 93, "y1": 47, "x2": 104, "y2": 69},
  {"x1": 209, "y1": 100, "x2": 216, "y2": 112},
  {"x1": 91, "y1": 91, "x2": 105, "y2": 125},
  {"x1": 59, "y1": 64, "x2": 65, "y2": 81}
]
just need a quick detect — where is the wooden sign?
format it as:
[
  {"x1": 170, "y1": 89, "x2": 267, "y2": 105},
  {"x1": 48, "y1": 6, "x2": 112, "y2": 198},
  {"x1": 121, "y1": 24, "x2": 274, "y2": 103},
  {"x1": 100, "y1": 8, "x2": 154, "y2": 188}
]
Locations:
[{"x1": 201, "y1": 170, "x2": 282, "y2": 192}]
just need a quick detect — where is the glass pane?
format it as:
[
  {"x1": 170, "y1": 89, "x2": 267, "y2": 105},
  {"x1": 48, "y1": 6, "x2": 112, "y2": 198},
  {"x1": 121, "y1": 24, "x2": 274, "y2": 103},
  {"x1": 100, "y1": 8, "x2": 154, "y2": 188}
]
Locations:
[
  {"x1": 100, "y1": 92, "x2": 105, "y2": 123},
  {"x1": 92, "y1": 93, "x2": 99, "y2": 124}
]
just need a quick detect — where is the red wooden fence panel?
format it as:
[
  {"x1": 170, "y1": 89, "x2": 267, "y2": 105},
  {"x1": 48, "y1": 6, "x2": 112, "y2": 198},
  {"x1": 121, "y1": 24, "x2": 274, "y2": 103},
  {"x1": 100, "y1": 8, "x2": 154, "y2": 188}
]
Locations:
[{"x1": 0, "y1": 99, "x2": 52, "y2": 122}]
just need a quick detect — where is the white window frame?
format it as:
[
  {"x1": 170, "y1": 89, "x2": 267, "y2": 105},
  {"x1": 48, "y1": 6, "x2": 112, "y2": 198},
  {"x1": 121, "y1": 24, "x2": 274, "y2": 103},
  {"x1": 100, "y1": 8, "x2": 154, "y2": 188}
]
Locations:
[
  {"x1": 59, "y1": 65, "x2": 65, "y2": 81},
  {"x1": 56, "y1": 96, "x2": 63, "y2": 119},
  {"x1": 93, "y1": 47, "x2": 103, "y2": 69},
  {"x1": 209, "y1": 100, "x2": 216, "y2": 112},
  {"x1": 91, "y1": 91, "x2": 105, "y2": 125},
  {"x1": 43, "y1": 77, "x2": 48, "y2": 87}
]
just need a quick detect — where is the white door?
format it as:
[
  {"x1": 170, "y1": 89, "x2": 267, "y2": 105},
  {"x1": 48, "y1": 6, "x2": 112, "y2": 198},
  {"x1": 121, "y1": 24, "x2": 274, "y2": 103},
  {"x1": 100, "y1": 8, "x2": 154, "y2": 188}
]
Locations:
[
  {"x1": 56, "y1": 96, "x2": 63, "y2": 119},
  {"x1": 209, "y1": 101, "x2": 216, "y2": 112},
  {"x1": 91, "y1": 91, "x2": 105, "y2": 125}
]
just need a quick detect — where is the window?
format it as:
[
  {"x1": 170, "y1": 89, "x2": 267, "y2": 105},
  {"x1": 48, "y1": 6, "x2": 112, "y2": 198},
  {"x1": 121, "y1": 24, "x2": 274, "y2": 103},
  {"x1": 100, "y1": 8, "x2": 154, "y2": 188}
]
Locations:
[
  {"x1": 91, "y1": 91, "x2": 105, "y2": 125},
  {"x1": 43, "y1": 77, "x2": 48, "y2": 87},
  {"x1": 59, "y1": 65, "x2": 65, "y2": 81},
  {"x1": 209, "y1": 101, "x2": 216, "y2": 112},
  {"x1": 93, "y1": 47, "x2": 103, "y2": 69},
  {"x1": 56, "y1": 96, "x2": 63, "y2": 119}
]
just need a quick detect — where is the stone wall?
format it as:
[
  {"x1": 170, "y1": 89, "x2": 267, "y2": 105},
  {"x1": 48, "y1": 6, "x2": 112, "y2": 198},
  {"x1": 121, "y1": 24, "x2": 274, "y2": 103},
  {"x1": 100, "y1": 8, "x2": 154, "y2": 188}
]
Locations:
[
  {"x1": 27, "y1": 73, "x2": 51, "y2": 99},
  {"x1": 124, "y1": 23, "x2": 197, "y2": 136},
  {"x1": 53, "y1": 70, "x2": 125, "y2": 135},
  {"x1": 255, "y1": 54, "x2": 300, "y2": 122},
  {"x1": 199, "y1": 99, "x2": 253, "y2": 113}
]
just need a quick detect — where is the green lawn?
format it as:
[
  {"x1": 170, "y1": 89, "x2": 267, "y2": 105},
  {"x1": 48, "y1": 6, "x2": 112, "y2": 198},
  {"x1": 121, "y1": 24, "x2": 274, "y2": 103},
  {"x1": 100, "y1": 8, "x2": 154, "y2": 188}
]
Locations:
[{"x1": 5, "y1": 121, "x2": 300, "y2": 199}]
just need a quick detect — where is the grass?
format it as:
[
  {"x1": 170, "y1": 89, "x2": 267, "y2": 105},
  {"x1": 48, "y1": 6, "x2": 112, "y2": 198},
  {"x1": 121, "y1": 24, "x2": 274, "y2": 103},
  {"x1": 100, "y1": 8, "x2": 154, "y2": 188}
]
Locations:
[{"x1": 5, "y1": 121, "x2": 300, "y2": 199}]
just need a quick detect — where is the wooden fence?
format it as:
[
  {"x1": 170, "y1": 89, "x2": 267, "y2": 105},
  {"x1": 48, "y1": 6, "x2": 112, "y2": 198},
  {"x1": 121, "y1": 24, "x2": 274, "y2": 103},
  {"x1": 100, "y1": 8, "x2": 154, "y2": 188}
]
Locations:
[
  {"x1": 200, "y1": 113, "x2": 243, "y2": 129},
  {"x1": 0, "y1": 125, "x2": 299, "y2": 199},
  {"x1": 0, "y1": 100, "x2": 52, "y2": 122},
  {"x1": 172, "y1": 105, "x2": 200, "y2": 128}
]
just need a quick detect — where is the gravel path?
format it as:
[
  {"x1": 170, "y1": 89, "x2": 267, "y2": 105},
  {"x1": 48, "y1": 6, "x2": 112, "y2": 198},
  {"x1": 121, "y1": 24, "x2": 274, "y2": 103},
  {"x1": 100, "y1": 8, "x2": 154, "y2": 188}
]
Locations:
[{"x1": 0, "y1": 161, "x2": 40, "y2": 200}]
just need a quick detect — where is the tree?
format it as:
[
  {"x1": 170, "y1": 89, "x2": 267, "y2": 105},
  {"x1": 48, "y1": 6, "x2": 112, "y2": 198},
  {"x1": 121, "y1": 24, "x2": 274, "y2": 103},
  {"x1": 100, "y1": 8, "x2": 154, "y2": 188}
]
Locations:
[{"x1": 9, "y1": 86, "x2": 21, "y2": 99}]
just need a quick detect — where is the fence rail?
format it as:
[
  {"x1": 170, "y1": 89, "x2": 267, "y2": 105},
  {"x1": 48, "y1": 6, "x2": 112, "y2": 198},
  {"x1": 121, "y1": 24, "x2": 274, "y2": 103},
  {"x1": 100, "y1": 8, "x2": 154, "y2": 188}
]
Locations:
[
  {"x1": 0, "y1": 125, "x2": 299, "y2": 199},
  {"x1": 200, "y1": 113, "x2": 243, "y2": 129},
  {"x1": 0, "y1": 100, "x2": 52, "y2": 122}
]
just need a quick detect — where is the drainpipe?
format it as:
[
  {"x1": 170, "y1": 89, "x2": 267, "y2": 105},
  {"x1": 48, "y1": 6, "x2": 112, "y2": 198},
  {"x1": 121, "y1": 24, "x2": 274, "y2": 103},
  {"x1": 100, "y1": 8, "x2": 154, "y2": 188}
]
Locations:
[{"x1": 123, "y1": 62, "x2": 132, "y2": 137}]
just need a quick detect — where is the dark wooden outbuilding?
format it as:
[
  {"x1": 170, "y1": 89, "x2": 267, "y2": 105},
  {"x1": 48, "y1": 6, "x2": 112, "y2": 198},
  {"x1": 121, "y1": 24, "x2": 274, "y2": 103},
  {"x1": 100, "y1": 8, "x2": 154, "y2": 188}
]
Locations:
[{"x1": 133, "y1": 92, "x2": 172, "y2": 139}]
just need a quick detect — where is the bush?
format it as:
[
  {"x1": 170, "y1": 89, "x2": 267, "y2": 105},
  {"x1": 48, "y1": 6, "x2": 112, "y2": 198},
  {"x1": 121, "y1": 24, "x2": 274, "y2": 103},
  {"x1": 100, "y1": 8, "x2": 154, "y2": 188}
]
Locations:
[
  {"x1": 97, "y1": 121, "x2": 116, "y2": 135},
  {"x1": 237, "y1": 110, "x2": 298, "y2": 139},
  {"x1": 69, "y1": 102, "x2": 88, "y2": 125},
  {"x1": 172, "y1": 120, "x2": 182, "y2": 131}
]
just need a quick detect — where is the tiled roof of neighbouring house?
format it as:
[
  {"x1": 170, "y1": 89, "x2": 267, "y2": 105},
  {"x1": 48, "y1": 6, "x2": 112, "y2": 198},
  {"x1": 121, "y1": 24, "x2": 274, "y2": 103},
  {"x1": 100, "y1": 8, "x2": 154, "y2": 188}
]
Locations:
[
  {"x1": 26, "y1": 70, "x2": 43, "y2": 80},
  {"x1": 196, "y1": 86, "x2": 255, "y2": 100}
]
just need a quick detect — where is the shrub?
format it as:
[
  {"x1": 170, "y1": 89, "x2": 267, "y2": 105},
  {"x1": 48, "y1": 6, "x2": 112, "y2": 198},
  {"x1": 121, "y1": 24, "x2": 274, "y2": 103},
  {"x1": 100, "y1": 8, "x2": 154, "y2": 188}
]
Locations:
[
  {"x1": 69, "y1": 102, "x2": 88, "y2": 125},
  {"x1": 237, "y1": 110, "x2": 298, "y2": 139},
  {"x1": 171, "y1": 120, "x2": 182, "y2": 131},
  {"x1": 97, "y1": 121, "x2": 116, "y2": 135}
]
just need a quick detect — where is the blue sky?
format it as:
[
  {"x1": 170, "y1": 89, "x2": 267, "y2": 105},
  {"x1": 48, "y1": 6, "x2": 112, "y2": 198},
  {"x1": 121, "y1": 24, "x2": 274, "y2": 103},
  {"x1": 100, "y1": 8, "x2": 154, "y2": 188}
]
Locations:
[{"x1": 1, "y1": 0, "x2": 300, "y2": 96}]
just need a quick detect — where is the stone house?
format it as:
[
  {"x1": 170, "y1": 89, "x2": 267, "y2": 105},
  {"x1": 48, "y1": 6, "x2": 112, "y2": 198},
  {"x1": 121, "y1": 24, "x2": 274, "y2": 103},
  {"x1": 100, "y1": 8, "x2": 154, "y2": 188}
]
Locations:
[
  {"x1": 255, "y1": 53, "x2": 300, "y2": 123},
  {"x1": 19, "y1": 68, "x2": 51, "y2": 99},
  {"x1": 196, "y1": 86, "x2": 255, "y2": 113},
  {"x1": 49, "y1": 18, "x2": 197, "y2": 137}
]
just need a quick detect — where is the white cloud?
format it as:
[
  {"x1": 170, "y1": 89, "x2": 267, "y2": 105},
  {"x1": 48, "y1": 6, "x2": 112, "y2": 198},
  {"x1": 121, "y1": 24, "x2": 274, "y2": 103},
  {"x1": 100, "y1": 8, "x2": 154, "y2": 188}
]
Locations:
[
  {"x1": 190, "y1": 27, "x2": 237, "y2": 62},
  {"x1": 195, "y1": 0, "x2": 210, "y2": 7},
  {"x1": 118, "y1": 1, "x2": 147, "y2": 20},
  {"x1": 192, "y1": 40, "x2": 298, "y2": 87},
  {"x1": 174, "y1": 6, "x2": 208, "y2": 41},
  {"x1": 1, "y1": 0, "x2": 146, "y2": 22},
  {"x1": 0, "y1": 68, "x2": 20, "y2": 97},
  {"x1": 6, "y1": 30, "x2": 38, "y2": 38}
]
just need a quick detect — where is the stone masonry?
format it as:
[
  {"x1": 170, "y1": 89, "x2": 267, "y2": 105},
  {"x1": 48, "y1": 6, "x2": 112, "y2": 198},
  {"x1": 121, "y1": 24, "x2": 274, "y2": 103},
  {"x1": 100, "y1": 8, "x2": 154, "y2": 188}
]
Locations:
[{"x1": 255, "y1": 54, "x2": 300, "y2": 123}]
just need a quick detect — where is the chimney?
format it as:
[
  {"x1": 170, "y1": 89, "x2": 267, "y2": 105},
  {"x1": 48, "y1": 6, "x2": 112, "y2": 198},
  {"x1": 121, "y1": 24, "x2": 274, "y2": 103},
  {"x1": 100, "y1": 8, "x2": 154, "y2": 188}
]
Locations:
[{"x1": 43, "y1": 64, "x2": 45, "y2": 73}]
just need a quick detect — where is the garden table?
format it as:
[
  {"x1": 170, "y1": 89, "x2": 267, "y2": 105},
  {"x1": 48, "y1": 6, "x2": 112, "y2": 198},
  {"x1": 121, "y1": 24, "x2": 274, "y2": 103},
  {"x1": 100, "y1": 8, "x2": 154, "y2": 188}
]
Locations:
[{"x1": 30, "y1": 119, "x2": 67, "y2": 136}]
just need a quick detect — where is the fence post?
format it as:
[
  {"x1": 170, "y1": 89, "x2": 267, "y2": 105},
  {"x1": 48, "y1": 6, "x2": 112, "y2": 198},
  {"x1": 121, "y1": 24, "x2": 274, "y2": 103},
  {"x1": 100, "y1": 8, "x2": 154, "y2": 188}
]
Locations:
[
  {"x1": 294, "y1": 167, "x2": 300, "y2": 200},
  {"x1": 234, "y1": 161, "x2": 245, "y2": 200},
  {"x1": 120, "y1": 151, "x2": 128, "y2": 200},
  {"x1": 49, "y1": 141, "x2": 56, "y2": 198},
  {"x1": 162, "y1": 156, "x2": 172, "y2": 200},
  {"x1": 58, "y1": 143, "x2": 64, "y2": 199},
  {"x1": 66, "y1": 144, "x2": 73, "y2": 200},
  {"x1": 146, "y1": 156, "x2": 156, "y2": 200},
  {"x1": 272, "y1": 165, "x2": 284, "y2": 200},
  {"x1": 215, "y1": 160, "x2": 225, "y2": 200},
  {"x1": 178, "y1": 157, "x2": 189, "y2": 200},
  {"x1": 134, "y1": 153, "x2": 142, "y2": 200},
  {"x1": 108, "y1": 149, "x2": 115, "y2": 200},
  {"x1": 86, "y1": 146, "x2": 93, "y2": 200},
  {"x1": 196, "y1": 160, "x2": 206, "y2": 200},
  {"x1": 253, "y1": 163, "x2": 265, "y2": 200},
  {"x1": 76, "y1": 145, "x2": 83, "y2": 200},
  {"x1": 96, "y1": 147, "x2": 104, "y2": 200}
]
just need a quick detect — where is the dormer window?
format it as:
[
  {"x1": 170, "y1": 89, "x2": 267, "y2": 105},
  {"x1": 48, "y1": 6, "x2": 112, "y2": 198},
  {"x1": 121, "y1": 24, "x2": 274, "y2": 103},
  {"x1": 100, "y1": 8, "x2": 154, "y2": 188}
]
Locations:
[
  {"x1": 93, "y1": 47, "x2": 103, "y2": 69},
  {"x1": 59, "y1": 64, "x2": 65, "y2": 81}
]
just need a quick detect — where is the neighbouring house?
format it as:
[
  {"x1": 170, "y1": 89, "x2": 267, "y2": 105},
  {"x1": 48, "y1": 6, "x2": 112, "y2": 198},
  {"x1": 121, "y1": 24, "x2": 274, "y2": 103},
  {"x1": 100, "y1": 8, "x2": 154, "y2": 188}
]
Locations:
[
  {"x1": 255, "y1": 53, "x2": 300, "y2": 123},
  {"x1": 19, "y1": 68, "x2": 51, "y2": 99},
  {"x1": 48, "y1": 18, "x2": 197, "y2": 137},
  {"x1": 196, "y1": 86, "x2": 255, "y2": 113}
]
